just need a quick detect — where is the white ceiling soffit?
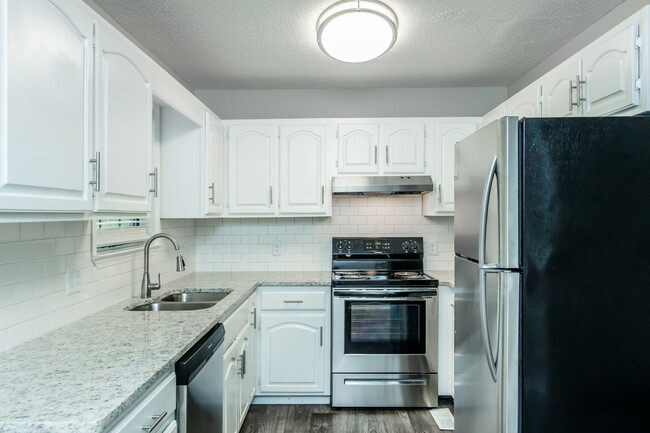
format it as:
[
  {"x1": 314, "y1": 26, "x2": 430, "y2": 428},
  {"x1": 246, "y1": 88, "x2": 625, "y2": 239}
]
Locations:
[{"x1": 90, "y1": 0, "x2": 624, "y2": 90}]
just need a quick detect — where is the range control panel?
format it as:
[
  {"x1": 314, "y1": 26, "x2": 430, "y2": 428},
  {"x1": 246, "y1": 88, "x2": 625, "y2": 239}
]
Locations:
[{"x1": 333, "y1": 237, "x2": 423, "y2": 254}]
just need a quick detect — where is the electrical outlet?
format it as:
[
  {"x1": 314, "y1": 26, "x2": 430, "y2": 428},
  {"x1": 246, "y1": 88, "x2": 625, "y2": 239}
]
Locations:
[
  {"x1": 272, "y1": 240, "x2": 282, "y2": 256},
  {"x1": 65, "y1": 267, "x2": 81, "y2": 295},
  {"x1": 430, "y1": 241, "x2": 438, "y2": 256}
]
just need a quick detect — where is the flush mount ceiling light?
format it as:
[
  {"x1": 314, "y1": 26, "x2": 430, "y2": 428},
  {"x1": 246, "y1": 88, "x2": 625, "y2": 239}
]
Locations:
[{"x1": 317, "y1": 0, "x2": 398, "y2": 63}]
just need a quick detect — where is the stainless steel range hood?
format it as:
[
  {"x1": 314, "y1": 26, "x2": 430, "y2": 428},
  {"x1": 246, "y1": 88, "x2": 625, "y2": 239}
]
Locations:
[{"x1": 331, "y1": 175, "x2": 434, "y2": 195}]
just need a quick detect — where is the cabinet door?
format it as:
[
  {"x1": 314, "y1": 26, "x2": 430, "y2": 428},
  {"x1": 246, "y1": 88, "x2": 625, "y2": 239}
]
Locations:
[
  {"x1": 430, "y1": 120, "x2": 478, "y2": 215},
  {"x1": 504, "y1": 83, "x2": 540, "y2": 118},
  {"x1": 95, "y1": 23, "x2": 153, "y2": 213},
  {"x1": 279, "y1": 125, "x2": 327, "y2": 214},
  {"x1": 0, "y1": 0, "x2": 94, "y2": 212},
  {"x1": 382, "y1": 123, "x2": 426, "y2": 174},
  {"x1": 222, "y1": 342, "x2": 240, "y2": 433},
  {"x1": 227, "y1": 125, "x2": 277, "y2": 214},
  {"x1": 582, "y1": 23, "x2": 640, "y2": 116},
  {"x1": 260, "y1": 314, "x2": 326, "y2": 394},
  {"x1": 205, "y1": 112, "x2": 224, "y2": 215},
  {"x1": 438, "y1": 286, "x2": 454, "y2": 397},
  {"x1": 540, "y1": 58, "x2": 582, "y2": 117},
  {"x1": 238, "y1": 326, "x2": 255, "y2": 428},
  {"x1": 337, "y1": 124, "x2": 379, "y2": 174}
]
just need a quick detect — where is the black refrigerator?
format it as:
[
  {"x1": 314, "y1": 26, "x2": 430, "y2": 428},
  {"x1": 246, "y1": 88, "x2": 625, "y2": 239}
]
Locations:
[{"x1": 454, "y1": 116, "x2": 650, "y2": 433}]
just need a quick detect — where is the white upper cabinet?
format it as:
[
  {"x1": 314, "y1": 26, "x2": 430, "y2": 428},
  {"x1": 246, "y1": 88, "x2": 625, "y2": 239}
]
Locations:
[
  {"x1": 504, "y1": 83, "x2": 540, "y2": 119},
  {"x1": 205, "y1": 112, "x2": 224, "y2": 215},
  {"x1": 336, "y1": 122, "x2": 426, "y2": 175},
  {"x1": 0, "y1": 0, "x2": 94, "y2": 212},
  {"x1": 382, "y1": 123, "x2": 426, "y2": 174},
  {"x1": 540, "y1": 57, "x2": 582, "y2": 117},
  {"x1": 582, "y1": 22, "x2": 641, "y2": 116},
  {"x1": 227, "y1": 125, "x2": 277, "y2": 215},
  {"x1": 337, "y1": 124, "x2": 379, "y2": 174},
  {"x1": 423, "y1": 119, "x2": 479, "y2": 216},
  {"x1": 279, "y1": 125, "x2": 327, "y2": 214},
  {"x1": 95, "y1": 23, "x2": 153, "y2": 213}
]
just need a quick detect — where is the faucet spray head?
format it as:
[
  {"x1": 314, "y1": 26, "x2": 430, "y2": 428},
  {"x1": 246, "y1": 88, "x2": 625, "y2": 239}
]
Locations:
[{"x1": 176, "y1": 253, "x2": 186, "y2": 272}]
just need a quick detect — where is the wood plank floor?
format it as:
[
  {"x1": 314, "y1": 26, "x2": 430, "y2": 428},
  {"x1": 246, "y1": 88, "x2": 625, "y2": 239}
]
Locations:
[{"x1": 240, "y1": 400, "x2": 453, "y2": 433}]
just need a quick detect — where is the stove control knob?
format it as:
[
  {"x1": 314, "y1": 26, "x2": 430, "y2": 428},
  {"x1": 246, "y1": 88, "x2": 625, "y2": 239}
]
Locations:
[
  {"x1": 412, "y1": 241, "x2": 420, "y2": 252},
  {"x1": 335, "y1": 240, "x2": 345, "y2": 250},
  {"x1": 401, "y1": 241, "x2": 409, "y2": 252}
]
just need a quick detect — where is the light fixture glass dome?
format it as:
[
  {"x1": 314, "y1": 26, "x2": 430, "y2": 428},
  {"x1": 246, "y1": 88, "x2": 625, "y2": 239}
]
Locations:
[{"x1": 317, "y1": 0, "x2": 398, "y2": 63}]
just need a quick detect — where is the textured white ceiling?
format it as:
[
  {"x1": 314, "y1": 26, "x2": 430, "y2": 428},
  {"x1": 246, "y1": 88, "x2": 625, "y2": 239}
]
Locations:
[{"x1": 90, "y1": 0, "x2": 624, "y2": 90}]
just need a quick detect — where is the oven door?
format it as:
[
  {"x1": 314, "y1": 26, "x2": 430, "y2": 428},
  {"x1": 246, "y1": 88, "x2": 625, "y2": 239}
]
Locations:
[{"x1": 332, "y1": 290, "x2": 437, "y2": 374}]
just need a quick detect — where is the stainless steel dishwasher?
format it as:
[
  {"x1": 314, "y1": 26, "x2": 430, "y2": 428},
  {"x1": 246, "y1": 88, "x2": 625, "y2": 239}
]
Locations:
[{"x1": 176, "y1": 323, "x2": 225, "y2": 433}]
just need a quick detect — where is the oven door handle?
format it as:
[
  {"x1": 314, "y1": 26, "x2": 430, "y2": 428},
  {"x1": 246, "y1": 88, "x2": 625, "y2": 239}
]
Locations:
[{"x1": 333, "y1": 290, "x2": 437, "y2": 299}]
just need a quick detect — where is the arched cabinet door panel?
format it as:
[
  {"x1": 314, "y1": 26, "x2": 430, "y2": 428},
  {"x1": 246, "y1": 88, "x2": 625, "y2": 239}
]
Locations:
[
  {"x1": 583, "y1": 23, "x2": 640, "y2": 116},
  {"x1": 337, "y1": 124, "x2": 379, "y2": 174},
  {"x1": 95, "y1": 23, "x2": 152, "y2": 213},
  {"x1": 0, "y1": 0, "x2": 94, "y2": 211},
  {"x1": 259, "y1": 315, "x2": 327, "y2": 394}
]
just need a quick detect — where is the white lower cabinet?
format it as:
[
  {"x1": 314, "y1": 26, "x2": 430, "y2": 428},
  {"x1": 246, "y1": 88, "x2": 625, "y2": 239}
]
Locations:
[
  {"x1": 222, "y1": 294, "x2": 256, "y2": 433},
  {"x1": 106, "y1": 372, "x2": 176, "y2": 433},
  {"x1": 437, "y1": 286, "x2": 454, "y2": 397},
  {"x1": 257, "y1": 286, "x2": 331, "y2": 396}
]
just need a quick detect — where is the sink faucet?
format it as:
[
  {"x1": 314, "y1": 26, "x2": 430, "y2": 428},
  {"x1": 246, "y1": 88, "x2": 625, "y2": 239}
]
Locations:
[{"x1": 141, "y1": 233, "x2": 186, "y2": 298}]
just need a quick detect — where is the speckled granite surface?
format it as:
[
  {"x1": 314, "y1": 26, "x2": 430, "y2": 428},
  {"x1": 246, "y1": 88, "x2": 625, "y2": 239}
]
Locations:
[
  {"x1": 0, "y1": 270, "x2": 453, "y2": 432},
  {"x1": 0, "y1": 271, "x2": 329, "y2": 433}
]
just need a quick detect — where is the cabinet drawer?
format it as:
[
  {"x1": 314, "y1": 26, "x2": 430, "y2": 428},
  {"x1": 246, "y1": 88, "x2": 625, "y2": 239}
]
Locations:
[
  {"x1": 222, "y1": 293, "x2": 255, "y2": 350},
  {"x1": 107, "y1": 373, "x2": 176, "y2": 433},
  {"x1": 260, "y1": 288, "x2": 328, "y2": 311}
]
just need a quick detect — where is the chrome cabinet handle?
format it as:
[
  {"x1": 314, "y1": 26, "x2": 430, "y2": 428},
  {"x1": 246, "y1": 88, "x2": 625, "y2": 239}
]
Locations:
[
  {"x1": 149, "y1": 167, "x2": 158, "y2": 197},
  {"x1": 89, "y1": 151, "x2": 101, "y2": 192},
  {"x1": 321, "y1": 186, "x2": 325, "y2": 205},
  {"x1": 142, "y1": 411, "x2": 168, "y2": 432},
  {"x1": 269, "y1": 186, "x2": 273, "y2": 205},
  {"x1": 320, "y1": 326, "x2": 323, "y2": 347},
  {"x1": 385, "y1": 144, "x2": 389, "y2": 164},
  {"x1": 570, "y1": 74, "x2": 585, "y2": 110},
  {"x1": 438, "y1": 184, "x2": 442, "y2": 203},
  {"x1": 251, "y1": 307, "x2": 257, "y2": 329},
  {"x1": 237, "y1": 355, "x2": 243, "y2": 377},
  {"x1": 374, "y1": 145, "x2": 377, "y2": 164},
  {"x1": 283, "y1": 300, "x2": 303, "y2": 304},
  {"x1": 240, "y1": 351, "x2": 246, "y2": 378},
  {"x1": 208, "y1": 182, "x2": 215, "y2": 203}
]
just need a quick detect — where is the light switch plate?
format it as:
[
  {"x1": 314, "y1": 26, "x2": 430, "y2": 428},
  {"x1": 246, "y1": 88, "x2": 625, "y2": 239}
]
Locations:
[
  {"x1": 430, "y1": 241, "x2": 438, "y2": 256},
  {"x1": 65, "y1": 267, "x2": 81, "y2": 295}
]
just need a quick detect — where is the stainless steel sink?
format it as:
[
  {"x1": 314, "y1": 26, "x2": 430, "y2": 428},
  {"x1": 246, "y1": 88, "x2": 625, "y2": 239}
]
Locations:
[
  {"x1": 128, "y1": 302, "x2": 216, "y2": 312},
  {"x1": 160, "y1": 291, "x2": 231, "y2": 303}
]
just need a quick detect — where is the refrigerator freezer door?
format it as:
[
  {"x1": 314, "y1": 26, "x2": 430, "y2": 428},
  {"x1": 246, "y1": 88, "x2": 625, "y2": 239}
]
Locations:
[
  {"x1": 455, "y1": 117, "x2": 519, "y2": 269},
  {"x1": 455, "y1": 256, "x2": 499, "y2": 433}
]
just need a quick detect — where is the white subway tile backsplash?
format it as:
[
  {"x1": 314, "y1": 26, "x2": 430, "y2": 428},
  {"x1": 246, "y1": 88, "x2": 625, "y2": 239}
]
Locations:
[
  {"x1": 0, "y1": 219, "x2": 196, "y2": 353},
  {"x1": 19, "y1": 223, "x2": 44, "y2": 241},
  {"x1": 0, "y1": 224, "x2": 20, "y2": 243}
]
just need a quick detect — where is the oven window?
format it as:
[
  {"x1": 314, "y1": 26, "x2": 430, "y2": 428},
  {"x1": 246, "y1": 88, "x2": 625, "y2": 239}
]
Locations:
[{"x1": 344, "y1": 300, "x2": 426, "y2": 354}]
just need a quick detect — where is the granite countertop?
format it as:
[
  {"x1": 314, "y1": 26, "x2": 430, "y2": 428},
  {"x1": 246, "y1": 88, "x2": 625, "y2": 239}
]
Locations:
[
  {"x1": 0, "y1": 271, "x2": 329, "y2": 433},
  {"x1": 0, "y1": 270, "x2": 453, "y2": 433},
  {"x1": 428, "y1": 270, "x2": 454, "y2": 288}
]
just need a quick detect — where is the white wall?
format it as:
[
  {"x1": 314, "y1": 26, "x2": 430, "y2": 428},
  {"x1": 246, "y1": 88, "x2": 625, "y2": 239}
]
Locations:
[
  {"x1": 195, "y1": 196, "x2": 454, "y2": 272},
  {"x1": 508, "y1": 0, "x2": 648, "y2": 95},
  {"x1": 195, "y1": 87, "x2": 507, "y2": 119},
  {"x1": 0, "y1": 219, "x2": 195, "y2": 352}
]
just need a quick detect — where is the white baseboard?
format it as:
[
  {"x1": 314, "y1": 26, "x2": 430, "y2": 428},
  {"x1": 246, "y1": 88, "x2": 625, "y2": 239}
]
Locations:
[{"x1": 252, "y1": 396, "x2": 331, "y2": 405}]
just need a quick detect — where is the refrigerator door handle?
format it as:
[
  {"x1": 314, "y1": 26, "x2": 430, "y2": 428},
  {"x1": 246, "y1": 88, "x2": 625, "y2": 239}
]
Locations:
[
  {"x1": 479, "y1": 155, "x2": 499, "y2": 271},
  {"x1": 480, "y1": 269, "x2": 499, "y2": 382}
]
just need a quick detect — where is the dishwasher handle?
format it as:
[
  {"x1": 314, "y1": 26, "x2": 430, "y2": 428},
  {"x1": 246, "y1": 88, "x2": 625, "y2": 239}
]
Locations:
[{"x1": 175, "y1": 324, "x2": 225, "y2": 385}]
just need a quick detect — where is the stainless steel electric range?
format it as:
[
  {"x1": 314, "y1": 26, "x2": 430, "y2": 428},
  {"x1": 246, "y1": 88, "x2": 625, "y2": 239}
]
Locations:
[{"x1": 331, "y1": 237, "x2": 439, "y2": 408}]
